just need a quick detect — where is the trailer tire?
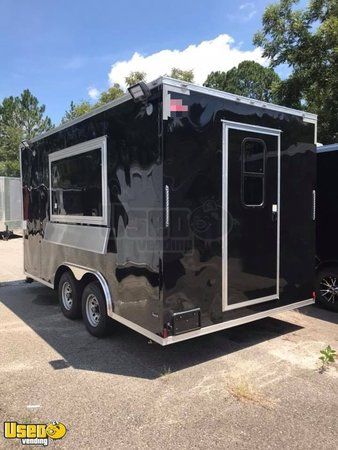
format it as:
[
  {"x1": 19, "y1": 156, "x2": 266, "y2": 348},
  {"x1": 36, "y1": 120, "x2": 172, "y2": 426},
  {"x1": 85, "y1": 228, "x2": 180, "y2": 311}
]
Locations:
[
  {"x1": 58, "y1": 271, "x2": 82, "y2": 319},
  {"x1": 82, "y1": 282, "x2": 110, "y2": 337},
  {"x1": 315, "y1": 266, "x2": 338, "y2": 312}
]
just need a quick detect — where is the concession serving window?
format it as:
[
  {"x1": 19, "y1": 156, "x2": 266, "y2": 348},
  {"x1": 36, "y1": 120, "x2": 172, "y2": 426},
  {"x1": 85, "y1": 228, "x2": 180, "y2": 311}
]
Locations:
[{"x1": 49, "y1": 136, "x2": 108, "y2": 225}]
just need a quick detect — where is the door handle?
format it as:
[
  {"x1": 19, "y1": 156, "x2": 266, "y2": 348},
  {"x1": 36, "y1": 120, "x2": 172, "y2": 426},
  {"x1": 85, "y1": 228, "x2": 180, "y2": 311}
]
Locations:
[
  {"x1": 165, "y1": 185, "x2": 170, "y2": 228},
  {"x1": 312, "y1": 190, "x2": 316, "y2": 221}
]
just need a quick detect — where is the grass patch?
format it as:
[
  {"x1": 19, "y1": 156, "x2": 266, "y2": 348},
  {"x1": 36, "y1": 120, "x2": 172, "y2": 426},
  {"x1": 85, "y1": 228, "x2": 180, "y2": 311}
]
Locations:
[
  {"x1": 228, "y1": 378, "x2": 276, "y2": 409},
  {"x1": 160, "y1": 366, "x2": 172, "y2": 377}
]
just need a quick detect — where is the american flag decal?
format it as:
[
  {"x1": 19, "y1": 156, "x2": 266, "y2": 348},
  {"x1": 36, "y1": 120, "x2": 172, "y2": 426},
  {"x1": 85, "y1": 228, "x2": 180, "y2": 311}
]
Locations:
[{"x1": 170, "y1": 98, "x2": 189, "y2": 112}]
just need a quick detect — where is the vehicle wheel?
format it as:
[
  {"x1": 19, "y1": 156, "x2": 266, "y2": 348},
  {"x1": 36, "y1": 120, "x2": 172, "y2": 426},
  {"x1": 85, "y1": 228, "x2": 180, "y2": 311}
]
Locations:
[
  {"x1": 315, "y1": 267, "x2": 338, "y2": 312},
  {"x1": 58, "y1": 271, "x2": 82, "y2": 319},
  {"x1": 82, "y1": 282, "x2": 110, "y2": 337}
]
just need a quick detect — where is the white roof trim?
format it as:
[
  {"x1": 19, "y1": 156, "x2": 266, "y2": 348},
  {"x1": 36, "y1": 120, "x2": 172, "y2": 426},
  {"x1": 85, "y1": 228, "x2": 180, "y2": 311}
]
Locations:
[
  {"x1": 161, "y1": 76, "x2": 317, "y2": 122},
  {"x1": 317, "y1": 144, "x2": 338, "y2": 154},
  {"x1": 29, "y1": 92, "x2": 132, "y2": 144}
]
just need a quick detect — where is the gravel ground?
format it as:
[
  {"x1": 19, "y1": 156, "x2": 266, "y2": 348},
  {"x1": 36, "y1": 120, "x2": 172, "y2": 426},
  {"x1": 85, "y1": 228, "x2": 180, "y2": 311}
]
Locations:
[{"x1": 0, "y1": 238, "x2": 338, "y2": 449}]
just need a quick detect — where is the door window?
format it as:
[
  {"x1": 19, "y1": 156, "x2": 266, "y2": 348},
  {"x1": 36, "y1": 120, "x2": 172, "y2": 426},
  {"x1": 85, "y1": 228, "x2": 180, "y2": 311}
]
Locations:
[{"x1": 241, "y1": 138, "x2": 266, "y2": 207}]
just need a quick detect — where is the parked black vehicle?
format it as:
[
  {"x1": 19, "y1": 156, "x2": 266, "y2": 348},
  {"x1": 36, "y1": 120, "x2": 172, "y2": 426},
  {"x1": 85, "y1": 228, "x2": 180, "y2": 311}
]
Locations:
[
  {"x1": 20, "y1": 77, "x2": 317, "y2": 345},
  {"x1": 316, "y1": 143, "x2": 338, "y2": 312}
]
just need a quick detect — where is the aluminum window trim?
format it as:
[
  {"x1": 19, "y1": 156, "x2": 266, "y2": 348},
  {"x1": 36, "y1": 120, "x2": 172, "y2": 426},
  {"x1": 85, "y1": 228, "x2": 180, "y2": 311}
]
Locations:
[
  {"x1": 242, "y1": 137, "x2": 267, "y2": 175},
  {"x1": 48, "y1": 136, "x2": 108, "y2": 226},
  {"x1": 222, "y1": 121, "x2": 281, "y2": 312},
  {"x1": 241, "y1": 137, "x2": 267, "y2": 208}
]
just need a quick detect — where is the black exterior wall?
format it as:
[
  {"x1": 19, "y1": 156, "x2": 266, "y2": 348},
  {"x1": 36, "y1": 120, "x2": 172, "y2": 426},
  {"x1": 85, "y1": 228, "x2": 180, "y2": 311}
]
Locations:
[
  {"x1": 22, "y1": 85, "x2": 164, "y2": 335},
  {"x1": 21, "y1": 79, "x2": 316, "y2": 339},
  {"x1": 316, "y1": 146, "x2": 338, "y2": 265},
  {"x1": 163, "y1": 89, "x2": 316, "y2": 330}
]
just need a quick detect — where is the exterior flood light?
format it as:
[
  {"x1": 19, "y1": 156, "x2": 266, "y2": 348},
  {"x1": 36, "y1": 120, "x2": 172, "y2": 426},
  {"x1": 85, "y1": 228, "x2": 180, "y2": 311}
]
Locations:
[{"x1": 128, "y1": 82, "x2": 150, "y2": 103}]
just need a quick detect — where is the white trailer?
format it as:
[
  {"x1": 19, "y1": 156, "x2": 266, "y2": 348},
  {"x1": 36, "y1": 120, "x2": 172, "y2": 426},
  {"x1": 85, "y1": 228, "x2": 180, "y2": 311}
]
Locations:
[{"x1": 0, "y1": 177, "x2": 22, "y2": 239}]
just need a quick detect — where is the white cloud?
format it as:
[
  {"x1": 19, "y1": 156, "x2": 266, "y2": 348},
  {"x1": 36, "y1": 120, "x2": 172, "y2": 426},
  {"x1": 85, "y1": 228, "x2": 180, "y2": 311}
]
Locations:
[
  {"x1": 88, "y1": 87, "x2": 100, "y2": 100},
  {"x1": 64, "y1": 56, "x2": 87, "y2": 70},
  {"x1": 239, "y1": 2, "x2": 254, "y2": 10},
  {"x1": 108, "y1": 34, "x2": 265, "y2": 89},
  {"x1": 228, "y1": 3, "x2": 257, "y2": 23}
]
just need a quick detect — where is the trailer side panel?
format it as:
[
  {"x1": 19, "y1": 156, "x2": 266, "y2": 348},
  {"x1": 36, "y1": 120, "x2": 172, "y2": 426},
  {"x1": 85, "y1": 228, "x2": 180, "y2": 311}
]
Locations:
[
  {"x1": 22, "y1": 87, "x2": 164, "y2": 334},
  {"x1": 162, "y1": 87, "x2": 315, "y2": 330}
]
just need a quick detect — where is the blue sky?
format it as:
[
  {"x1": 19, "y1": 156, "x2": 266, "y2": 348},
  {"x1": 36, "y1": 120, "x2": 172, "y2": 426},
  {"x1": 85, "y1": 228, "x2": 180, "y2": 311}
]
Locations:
[{"x1": 0, "y1": 0, "x2": 297, "y2": 124}]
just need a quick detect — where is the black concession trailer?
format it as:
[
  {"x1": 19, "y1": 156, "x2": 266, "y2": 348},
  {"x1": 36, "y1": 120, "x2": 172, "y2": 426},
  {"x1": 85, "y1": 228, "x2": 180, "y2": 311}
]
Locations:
[
  {"x1": 315, "y1": 143, "x2": 338, "y2": 311},
  {"x1": 21, "y1": 77, "x2": 317, "y2": 345}
]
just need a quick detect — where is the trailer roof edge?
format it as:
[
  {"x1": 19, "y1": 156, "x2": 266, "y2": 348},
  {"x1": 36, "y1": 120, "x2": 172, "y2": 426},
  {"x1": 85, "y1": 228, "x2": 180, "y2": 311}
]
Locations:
[
  {"x1": 29, "y1": 77, "x2": 164, "y2": 144},
  {"x1": 28, "y1": 92, "x2": 131, "y2": 144},
  {"x1": 29, "y1": 76, "x2": 317, "y2": 144},
  {"x1": 161, "y1": 76, "x2": 318, "y2": 122},
  {"x1": 317, "y1": 143, "x2": 338, "y2": 153}
]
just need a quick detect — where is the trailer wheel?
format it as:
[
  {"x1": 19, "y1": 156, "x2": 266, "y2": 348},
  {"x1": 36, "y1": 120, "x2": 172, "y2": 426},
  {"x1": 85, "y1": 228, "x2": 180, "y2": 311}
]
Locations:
[
  {"x1": 58, "y1": 272, "x2": 82, "y2": 319},
  {"x1": 82, "y1": 282, "x2": 109, "y2": 337},
  {"x1": 315, "y1": 267, "x2": 338, "y2": 312}
]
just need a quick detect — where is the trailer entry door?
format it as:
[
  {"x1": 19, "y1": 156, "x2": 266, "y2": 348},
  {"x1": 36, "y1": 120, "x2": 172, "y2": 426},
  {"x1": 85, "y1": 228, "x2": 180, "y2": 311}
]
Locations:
[{"x1": 222, "y1": 121, "x2": 281, "y2": 311}]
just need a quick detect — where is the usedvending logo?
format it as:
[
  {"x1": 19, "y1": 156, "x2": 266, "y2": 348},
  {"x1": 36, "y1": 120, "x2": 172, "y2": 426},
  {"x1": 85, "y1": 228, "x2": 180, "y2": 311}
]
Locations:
[{"x1": 4, "y1": 421, "x2": 67, "y2": 446}]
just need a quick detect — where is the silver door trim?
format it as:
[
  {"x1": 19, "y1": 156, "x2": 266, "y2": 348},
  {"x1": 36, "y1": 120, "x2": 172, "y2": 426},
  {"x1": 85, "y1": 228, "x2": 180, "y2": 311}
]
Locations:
[
  {"x1": 221, "y1": 294, "x2": 278, "y2": 311},
  {"x1": 222, "y1": 120, "x2": 281, "y2": 312}
]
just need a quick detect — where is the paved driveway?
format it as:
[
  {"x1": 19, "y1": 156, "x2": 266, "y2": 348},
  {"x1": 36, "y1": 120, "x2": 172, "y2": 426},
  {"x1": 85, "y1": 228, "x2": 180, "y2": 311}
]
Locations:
[
  {"x1": 1, "y1": 280, "x2": 338, "y2": 449},
  {"x1": 0, "y1": 237, "x2": 24, "y2": 283}
]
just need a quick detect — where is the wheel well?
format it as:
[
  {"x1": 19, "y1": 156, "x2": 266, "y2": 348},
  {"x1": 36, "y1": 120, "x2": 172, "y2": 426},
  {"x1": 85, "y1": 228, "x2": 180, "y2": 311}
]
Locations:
[
  {"x1": 54, "y1": 265, "x2": 112, "y2": 315},
  {"x1": 80, "y1": 272, "x2": 100, "y2": 289},
  {"x1": 54, "y1": 266, "x2": 98, "y2": 290},
  {"x1": 53, "y1": 265, "x2": 70, "y2": 290}
]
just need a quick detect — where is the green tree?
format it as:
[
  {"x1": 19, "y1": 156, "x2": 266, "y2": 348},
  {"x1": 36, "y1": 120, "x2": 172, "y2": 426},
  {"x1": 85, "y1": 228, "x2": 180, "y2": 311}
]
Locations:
[
  {"x1": 61, "y1": 100, "x2": 92, "y2": 124},
  {"x1": 204, "y1": 61, "x2": 280, "y2": 103},
  {"x1": 170, "y1": 68, "x2": 194, "y2": 82},
  {"x1": 203, "y1": 71, "x2": 228, "y2": 91},
  {"x1": 253, "y1": 0, "x2": 338, "y2": 143},
  {"x1": 0, "y1": 90, "x2": 53, "y2": 176},
  {"x1": 61, "y1": 84, "x2": 124, "y2": 124},
  {"x1": 96, "y1": 84, "x2": 124, "y2": 106},
  {"x1": 125, "y1": 71, "x2": 146, "y2": 87}
]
